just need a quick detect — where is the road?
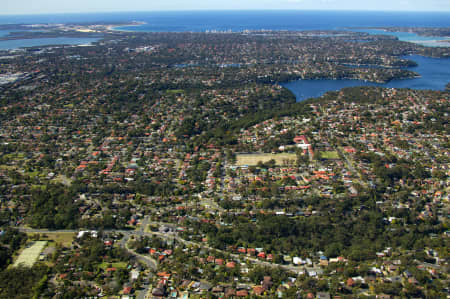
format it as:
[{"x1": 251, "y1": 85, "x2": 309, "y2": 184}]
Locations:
[
  {"x1": 145, "y1": 220, "x2": 308, "y2": 274},
  {"x1": 121, "y1": 233, "x2": 154, "y2": 299},
  {"x1": 20, "y1": 221, "x2": 156, "y2": 299},
  {"x1": 336, "y1": 146, "x2": 368, "y2": 188},
  {"x1": 19, "y1": 216, "x2": 311, "y2": 291},
  {"x1": 19, "y1": 226, "x2": 157, "y2": 268}
]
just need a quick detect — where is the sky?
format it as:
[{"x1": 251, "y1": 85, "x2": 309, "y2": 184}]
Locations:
[{"x1": 2, "y1": 0, "x2": 450, "y2": 15}]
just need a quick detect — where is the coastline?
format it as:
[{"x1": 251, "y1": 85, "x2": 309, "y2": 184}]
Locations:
[
  {"x1": 108, "y1": 21, "x2": 147, "y2": 32},
  {"x1": 351, "y1": 27, "x2": 450, "y2": 47}
]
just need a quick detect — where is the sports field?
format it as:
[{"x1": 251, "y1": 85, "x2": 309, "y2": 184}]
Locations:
[
  {"x1": 236, "y1": 153, "x2": 297, "y2": 166},
  {"x1": 320, "y1": 151, "x2": 339, "y2": 159},
  {"x1": 13, "y1": 241, "x2": 47, "y2": 267}
]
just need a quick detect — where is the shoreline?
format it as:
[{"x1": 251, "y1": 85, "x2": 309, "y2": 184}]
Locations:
[{"x1": 108, "y1": 21, "x2": 147, "y2": 32}]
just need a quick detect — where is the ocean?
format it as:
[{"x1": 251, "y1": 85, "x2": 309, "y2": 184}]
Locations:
[
  {"x1": 1, "y1": 11, "x2": 449, "y2": 49},
  {"x1": 1, "y1": 10, "x2": 449, "y2": 31}
]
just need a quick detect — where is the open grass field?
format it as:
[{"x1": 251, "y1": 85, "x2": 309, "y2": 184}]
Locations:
[
  {"x1": 13, "y1": 241, "x2": 47, "y2": 268},
  {"x1": 28, "y1": 232, "x2": 75, "y2": 247},
  {"x1": 99, "y1": 261, "x2": 128, "y2": 270},
  {"x1": 0, "y1": 165, "x2": 16, "y2": 170},
  {"x1": 2, "y1": 153, "x2": 25, "y2": 160},
  {"x1": 52, "y1": 174, "x2": 73, "y2": 186},
  {"x1": 166, "y1": 89, "x2": 184, "y2": 94},
  {"x1": 236, "y1": 153, "x2": 297, "y2": 166},
  {"x1": 320, "y1": 151, "x2": 340, "y2": 159}
]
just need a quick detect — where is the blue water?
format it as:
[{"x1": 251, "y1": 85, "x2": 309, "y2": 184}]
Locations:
[
  {"x1": 0, "y1": 11, "x2": 449, "y2": 32},
  {"x1": 0, "y1": 37, "x2": 99, "y2": 50},
  {"x1": 0, "y1": 29, "x2": 47, "y2": 37},
  {"x1": 283, "y1": 55, "x2": 450, "y2": 101},
  {"x1": 352, "y1": 29, "x2": 450, "y2": 47},
  {"x1": 0, "y1": 11, "x2": 449, "y2": 49},
  {"x1": 0, "y1": 30, "x2": 14, "y2": 37},
  {"x1": 111, "y1": 11, "x2": 450, "y2": 32}
]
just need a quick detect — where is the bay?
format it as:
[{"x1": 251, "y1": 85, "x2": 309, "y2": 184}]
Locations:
[
  {"x1": 351, "y1": 29, "x2": 450, "y2": 47},
  {"x1": 0, "y1": 37, "x2": 100, "y2": 50},
  {"x1": 283, "y1": 55, "x2": 450, "y2": 102}
]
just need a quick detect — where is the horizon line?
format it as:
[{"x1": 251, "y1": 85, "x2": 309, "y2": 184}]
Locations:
[{"x1": 1, "y1": 9, "x2": 450, "y2": 17}]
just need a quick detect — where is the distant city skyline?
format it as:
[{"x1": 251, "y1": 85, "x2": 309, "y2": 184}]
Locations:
[{"x1": 2, "y1": 0, "x2": 450, "y2": 15}]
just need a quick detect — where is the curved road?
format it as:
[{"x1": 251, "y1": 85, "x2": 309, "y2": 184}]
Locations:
[
  {"x1": 19, "y1": 225, "x2": 156, "y2": 299},
  {"x1": 19, "y1": 215, "x2": 313, "y2": 297}
]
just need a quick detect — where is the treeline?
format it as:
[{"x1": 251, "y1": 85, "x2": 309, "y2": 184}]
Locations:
[
  {"x1": 0, "y1": 228, "x2": 27, "y2": 269},
  {"x1": 0, "y1": 228, "x2": 51, "y2": 299},
  {"x1": 28, "y1": 184, "x2": 80, "y2": 229},
  {"x1": 193, "y1": 88, "x2": 311, "y2": 146},
  {"x1": 187, "y1": 199, "x2": 446, "y2": 261},
  {"x1": 0, "y1": 265, "x2": 50, "y2": 299}
]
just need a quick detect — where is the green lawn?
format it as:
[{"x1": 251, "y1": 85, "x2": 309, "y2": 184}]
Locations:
[
  {"x1": 166, "y1": 89, "x2": 184, "y2": 94},
  {"x1": 0, "y1": 165, "x2": 15, "y2": 170},
  {"x1": 99, "y1": 262, "x2": 128, "y2": 270},
  {"x1": 3, "y1": 153, "x2": 24, "y2": 159},
  {"x1": 27, "y1": 171, "x2": 41, "y2": 178},
  {"x1": 13, "y1": 241, "x2": 47, "y2": 268},
  {"x1": 31, "y1": 185, "x2": 47, "y2": 191},
  {"x1": 28, "y1": 232, "x2": 75, "y2": 247},
  {"x1": 236, "y1": 153, "x2": 297, "y2": 166},
  {"x1": 320, "y1": 151, "x2": 340, "y2": 159}
]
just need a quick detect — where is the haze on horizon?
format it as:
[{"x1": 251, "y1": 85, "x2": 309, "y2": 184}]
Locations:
[{"x1": 2, "y1": 0, "x2": 450, "y2": 15}]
